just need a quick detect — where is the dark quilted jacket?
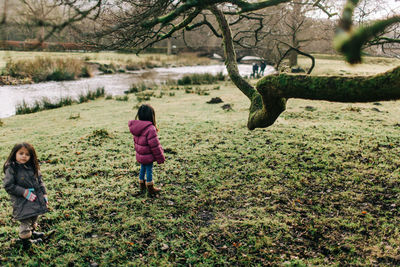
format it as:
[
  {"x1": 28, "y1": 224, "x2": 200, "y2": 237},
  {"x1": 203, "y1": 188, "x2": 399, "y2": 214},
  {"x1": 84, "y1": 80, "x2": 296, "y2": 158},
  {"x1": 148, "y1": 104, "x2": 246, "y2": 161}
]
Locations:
[{"x1": 3, "y1": 163, "x2": 48, "y2": 221}]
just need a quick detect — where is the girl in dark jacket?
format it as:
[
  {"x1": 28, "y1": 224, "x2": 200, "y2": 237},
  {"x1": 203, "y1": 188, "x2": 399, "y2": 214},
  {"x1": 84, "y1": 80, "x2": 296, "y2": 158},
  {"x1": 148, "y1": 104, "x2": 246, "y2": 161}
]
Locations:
[
  {"x1": 129, "y1": 104, "x2": 165, "y2": 197},
  {"x1": 3, "y1": 142, "x2": 49, "y2": 247}
]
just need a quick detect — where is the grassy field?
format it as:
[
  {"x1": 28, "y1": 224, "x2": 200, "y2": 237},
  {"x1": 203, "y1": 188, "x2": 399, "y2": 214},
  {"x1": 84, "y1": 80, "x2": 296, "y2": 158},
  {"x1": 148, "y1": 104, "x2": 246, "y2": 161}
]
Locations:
[
  {"x1": 297, "y1": 54, "x2": 400, "y2": 76},
  {"x1": 0, "y1": 58, "x2": 400, "y2": 265}
]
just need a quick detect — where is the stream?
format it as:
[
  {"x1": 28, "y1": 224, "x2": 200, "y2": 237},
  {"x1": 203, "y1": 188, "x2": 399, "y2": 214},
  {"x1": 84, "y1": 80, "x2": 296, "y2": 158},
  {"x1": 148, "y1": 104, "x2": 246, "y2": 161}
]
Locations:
[{"x1": 0, "y1": 64, "x2": 275, "y2": 118}]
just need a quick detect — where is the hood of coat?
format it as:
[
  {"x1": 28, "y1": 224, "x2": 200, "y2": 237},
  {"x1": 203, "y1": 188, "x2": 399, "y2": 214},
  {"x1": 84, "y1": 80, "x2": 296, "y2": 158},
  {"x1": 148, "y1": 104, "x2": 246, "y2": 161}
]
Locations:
[{"x1": 129, "y1": 120, "x2": 153, "y2": 136}]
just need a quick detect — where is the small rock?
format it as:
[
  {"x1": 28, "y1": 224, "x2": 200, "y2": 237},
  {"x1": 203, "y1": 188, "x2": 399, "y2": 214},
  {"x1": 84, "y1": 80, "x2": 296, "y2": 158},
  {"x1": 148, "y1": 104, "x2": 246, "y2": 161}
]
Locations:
[
  {"x1": 221, "y1": 104, "x2": 233, "y2": 111},
  {"x1": 305, "y1": 106, "x2": 316, "y2": 112},
  {"x1": 161, "y1": 243, "x2": 169, "y2": 251},
  {"x1": 206, "y1": 97, "x2": 223, "y2": 104}
]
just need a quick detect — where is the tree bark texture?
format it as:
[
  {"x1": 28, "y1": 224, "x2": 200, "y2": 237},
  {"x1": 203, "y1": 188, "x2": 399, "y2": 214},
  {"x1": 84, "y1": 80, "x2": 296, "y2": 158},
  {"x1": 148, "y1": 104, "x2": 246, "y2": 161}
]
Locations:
[
  {"x1": 253, "y1": 66, "x2": 400, "y2": 128},
  {"x1": 257, "y1": 66, "x2": 400, "y2": 102}
]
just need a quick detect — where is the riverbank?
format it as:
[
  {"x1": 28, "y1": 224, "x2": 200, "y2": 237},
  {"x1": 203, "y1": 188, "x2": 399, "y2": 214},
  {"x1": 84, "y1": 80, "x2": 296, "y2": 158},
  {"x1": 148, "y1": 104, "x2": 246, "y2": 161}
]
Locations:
[
  {"x1": 0, "y1": 51, "x2": 219, "y2": 85},
  {"x1": 0, "y1": 79, "x2": 399, "y2": 265}
]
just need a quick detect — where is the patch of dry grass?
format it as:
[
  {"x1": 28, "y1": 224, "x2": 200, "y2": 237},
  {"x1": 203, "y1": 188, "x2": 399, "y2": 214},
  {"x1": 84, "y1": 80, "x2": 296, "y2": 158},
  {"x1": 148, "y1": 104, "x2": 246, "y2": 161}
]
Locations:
[
  {"x1": 0, "y1": 51, "x2": 217, "y2": 71},
  {"x1": 293, "y1": 54, "x2": 400, "y2": 76}
]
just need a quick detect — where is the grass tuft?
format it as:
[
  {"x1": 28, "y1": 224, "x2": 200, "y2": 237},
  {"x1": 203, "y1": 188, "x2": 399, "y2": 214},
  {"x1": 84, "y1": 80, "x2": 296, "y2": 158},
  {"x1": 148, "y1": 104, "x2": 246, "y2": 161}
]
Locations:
[
  {"x1": 115, "y1": 95, "x2": 129, "y2": 101},
  {"x1": 16, "y1": 87, "x2": 104, "y2": 115},
  {"x1": 177, "y1": 72, "x2": 225, "y2": 85},
  {"x1": 5, "y1": 57, "x2": 93, "y2": 82}
]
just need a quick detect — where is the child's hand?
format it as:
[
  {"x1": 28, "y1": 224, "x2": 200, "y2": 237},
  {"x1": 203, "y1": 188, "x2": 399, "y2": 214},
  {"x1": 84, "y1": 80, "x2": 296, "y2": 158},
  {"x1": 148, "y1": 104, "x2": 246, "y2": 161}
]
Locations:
[{"x1": 23, "y1": 189, "x2": 37, "y2": 202}]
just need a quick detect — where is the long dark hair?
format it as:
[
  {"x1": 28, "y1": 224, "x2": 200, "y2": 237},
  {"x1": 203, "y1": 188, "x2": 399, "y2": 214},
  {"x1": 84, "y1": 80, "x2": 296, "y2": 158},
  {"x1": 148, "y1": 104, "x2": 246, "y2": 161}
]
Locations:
[
  {"x1": 3, "y1": 142, "x2": 40, "y2": 177},
  {"x1": 136, "y1": 104, "x2": 157, "y2": 130}
]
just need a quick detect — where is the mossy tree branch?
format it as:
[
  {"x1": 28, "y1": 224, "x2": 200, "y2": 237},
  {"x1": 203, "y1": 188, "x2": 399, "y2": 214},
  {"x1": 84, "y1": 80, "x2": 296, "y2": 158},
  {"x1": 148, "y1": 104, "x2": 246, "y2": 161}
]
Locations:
[
  {"x1": 254, "y1": 66, "x2": 400, "y2": 128},
  {"x1": 335, "y1": 0, "x2": 400, "y2": 64}
]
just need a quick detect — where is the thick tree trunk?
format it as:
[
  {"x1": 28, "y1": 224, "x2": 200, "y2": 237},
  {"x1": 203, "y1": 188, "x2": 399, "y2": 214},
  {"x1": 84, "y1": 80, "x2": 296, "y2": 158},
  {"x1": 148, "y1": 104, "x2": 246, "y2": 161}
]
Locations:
[
  {"x1": 210, "y1": 6, "x2": 288, "y2": 130},
  {"x1": 167, "y1": 38, "x2": 172, "y2": 55},
  {"x1": 209, "y1": 6, "x2": 257, "y2": 100},
  {"x1": 288, "y1": 50, "x2": 298, "y2": 67}
]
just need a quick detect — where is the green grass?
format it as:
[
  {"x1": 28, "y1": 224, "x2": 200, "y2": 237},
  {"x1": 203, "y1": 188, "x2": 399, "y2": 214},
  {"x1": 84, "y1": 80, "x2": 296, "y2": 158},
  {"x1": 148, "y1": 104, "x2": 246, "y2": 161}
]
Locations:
[
  {"x1": 16, "y1": 87, "x2": 105, "y2": 115},
  {"x1": 177, "y1": 72, "x2": 225, "y2": 85},
  {"x1": 0, "y1": 76, "x2": 399, "y2": 265}
]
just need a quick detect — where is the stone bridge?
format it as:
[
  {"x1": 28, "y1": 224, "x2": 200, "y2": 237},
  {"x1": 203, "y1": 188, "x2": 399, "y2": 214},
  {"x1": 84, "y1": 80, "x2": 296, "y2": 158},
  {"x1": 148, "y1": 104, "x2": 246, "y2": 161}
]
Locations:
[{"x1": 172, "y1": 46, "x2": 263, "y2": 62}]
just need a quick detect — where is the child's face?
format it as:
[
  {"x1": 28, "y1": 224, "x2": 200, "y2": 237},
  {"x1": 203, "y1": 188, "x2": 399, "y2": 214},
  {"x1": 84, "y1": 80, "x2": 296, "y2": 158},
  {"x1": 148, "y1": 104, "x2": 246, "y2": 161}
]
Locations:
[{"x1": 16, "y1": 147, "x2": 30, "y2": 164}]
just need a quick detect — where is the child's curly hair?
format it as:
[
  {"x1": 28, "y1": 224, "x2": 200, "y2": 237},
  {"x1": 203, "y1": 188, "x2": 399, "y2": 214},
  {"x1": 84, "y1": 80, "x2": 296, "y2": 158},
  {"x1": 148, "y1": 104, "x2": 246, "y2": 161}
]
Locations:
[{"x1": 3, "y1": 142, "x2": 40, "y2": 177}]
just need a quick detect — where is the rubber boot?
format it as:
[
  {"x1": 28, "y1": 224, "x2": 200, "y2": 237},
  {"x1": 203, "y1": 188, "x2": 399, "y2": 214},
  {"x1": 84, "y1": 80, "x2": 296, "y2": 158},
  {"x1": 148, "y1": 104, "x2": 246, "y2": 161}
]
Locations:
[
  {"x1": 146, "y1": 181, "x2": 161, "y2": 197},
  {"x1": 139, "y1": 180, "x2": 146, "y2": 194},
  {"x1": 21, "y1": 238, "x2": 32, "y2": 249},
  {"x1": 30, "y1": 238, "x2": 43, "y2": 244},
  {"x1": 20, "y1": 238, "x2": 43, "y2": 249},
  {"x1": 32, "y1": 231, "x2": 45, "y2": 239}
]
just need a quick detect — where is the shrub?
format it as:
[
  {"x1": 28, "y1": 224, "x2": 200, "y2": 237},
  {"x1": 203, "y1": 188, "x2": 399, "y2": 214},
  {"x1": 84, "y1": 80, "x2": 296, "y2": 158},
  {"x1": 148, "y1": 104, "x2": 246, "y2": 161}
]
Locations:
[
  {"x1": 46, "y1": 70, "x2": 75, "y2": 81},
  {"x1": 124, "y1": 85, "x2": 139, "y2": 94},
  {"x1": 136, "y1": 91, "x2": 153, "y2": 102},
  {"x1": 155, "y1": 92, "x2": 165, "y2": 98},
  {"x1": 0, "y1": 119, "x2": 3, "y2": 126},
  {"x1": 99, "y1": 63, "x2": 117, "y2": 74},
  {"x1": 125, "y1": 82, "x2": 154, "y2": 95},
  {"x1": 164, "y1": 79, "x2": 177, "y2": 86},
  {"x1": 81, "y1": 66, "x2": 93, "y2": 78},
  {"x1": 115, "y1": 95, "x2": 129, "y2": 101},
  {"x1": 125, "y1": 59, "x2": 141, "y2": 71},
  {"x1": 177, "y1": 72, "x2": 225, "y2": 85},
  {"x1": 5, "y1": 57, "x2": 91, "y2": 82},
  {"x1": 178, "y1": 76, "x2": 192, "y2": 85},
  {"x1": 68, "y1": 113, "x2": 80, "y2": 120},
  {"x1": 79, "y1": 87, "x2": 105, "y2": 103}
]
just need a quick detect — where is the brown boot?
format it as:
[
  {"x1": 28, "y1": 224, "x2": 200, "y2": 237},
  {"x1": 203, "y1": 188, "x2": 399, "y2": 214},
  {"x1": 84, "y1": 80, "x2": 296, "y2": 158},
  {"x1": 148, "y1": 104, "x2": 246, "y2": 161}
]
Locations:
[
  {"x1": 146, "y1": 181, "x2": 161, "y2": 197},
  {"x1": 139, "y1": 180, "x2": 146, "y2": 194}
]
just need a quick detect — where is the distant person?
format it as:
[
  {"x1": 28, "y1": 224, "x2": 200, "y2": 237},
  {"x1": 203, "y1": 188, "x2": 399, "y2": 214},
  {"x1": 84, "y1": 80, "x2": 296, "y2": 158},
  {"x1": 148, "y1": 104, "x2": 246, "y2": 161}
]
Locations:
[
  {"x1": 260, "y1": 61, "x2": 267, "y2": 76},
  {"x1": 3, "y1": 142, "x2": 49, "y2": 248},
  {"x1": 129, "y1": 104, "x2": 165, "y2": 197},
  {"x1": 252, "y1": 63, "x2": 259, "y2": 78}
]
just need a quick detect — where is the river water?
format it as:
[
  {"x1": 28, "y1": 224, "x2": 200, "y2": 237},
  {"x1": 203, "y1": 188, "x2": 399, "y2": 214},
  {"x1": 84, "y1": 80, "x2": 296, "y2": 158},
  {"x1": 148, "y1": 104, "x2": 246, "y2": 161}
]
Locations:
[{"x1": 0, "y1": 64, "x2": 275, "y2": 118}]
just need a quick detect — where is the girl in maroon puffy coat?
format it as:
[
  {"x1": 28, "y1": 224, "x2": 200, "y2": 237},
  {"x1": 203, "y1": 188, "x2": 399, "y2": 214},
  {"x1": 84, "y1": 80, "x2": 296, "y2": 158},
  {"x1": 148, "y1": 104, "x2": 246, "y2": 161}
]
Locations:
[{"x1": 128, "y1": 104, "x2": 165, "y2": 197}]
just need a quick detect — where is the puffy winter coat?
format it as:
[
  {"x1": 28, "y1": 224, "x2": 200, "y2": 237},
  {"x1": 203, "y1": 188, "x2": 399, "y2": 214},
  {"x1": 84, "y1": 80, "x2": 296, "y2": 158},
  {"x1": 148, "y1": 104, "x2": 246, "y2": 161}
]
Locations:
[
  {"x1": 128, "y1": 120, "x2": 165, "y2": 165},
  {"x1": 3, "y1": 163, "x2": 48, "y2": 221}
]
